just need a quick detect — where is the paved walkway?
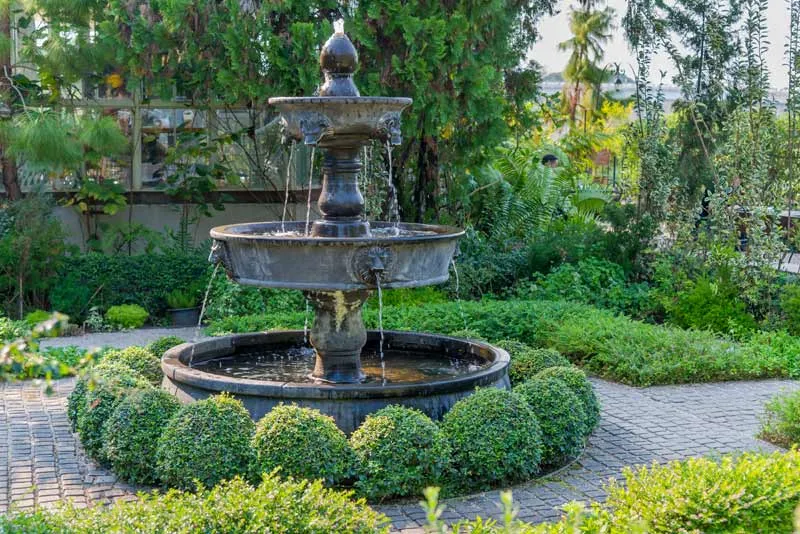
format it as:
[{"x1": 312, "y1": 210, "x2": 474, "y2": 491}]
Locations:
[{"x1": 2, "y1": 330, "x2": 798, "y2": 529}]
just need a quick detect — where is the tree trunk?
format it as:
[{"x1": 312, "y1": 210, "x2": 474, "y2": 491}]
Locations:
[
  {"x1": 0, "y1": 5, "x2": 20, "y2": 200},
  {"x1": 414, "y1": 135, "x2": 439, "y2": 223}
]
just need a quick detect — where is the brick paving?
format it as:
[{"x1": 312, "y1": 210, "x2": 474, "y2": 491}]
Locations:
[{"x1": 1, "y1": 366, "x2": 797, "y2": 529}]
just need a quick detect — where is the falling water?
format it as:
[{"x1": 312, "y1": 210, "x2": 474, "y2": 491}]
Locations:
[
  {"x1": 376, "y1": 273, "x2": 386, "y2": 384},
  {"x1": 281, "y1": 141, "x2": 296, "y2": 233},
  {"x1": 189, "y1": 263, "x2": 221, "y2": 364},
  {"x1": 385, "y1": 141, "x2": 399, "y2": 234},
  {"x1": 451, "y1": 259, "x2": 468, "y2": 330},
  {"x1": 303, "y1": 298, "x2": 311, "y2": 346},
  {"x1": 304, "y1": 146, "x2": 317, "y2": 236}
]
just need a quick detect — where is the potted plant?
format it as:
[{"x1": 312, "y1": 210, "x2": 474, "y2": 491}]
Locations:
[{"x1": 165, "y1": 288, "x2": 201, "y2": 327}]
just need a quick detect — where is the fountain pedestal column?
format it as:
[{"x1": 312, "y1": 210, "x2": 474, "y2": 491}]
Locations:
[
  {"x1": 306, "y1": 290, "x2": 370, "y2": 383},
  {"x1": 311, "y1": 148, "x2": 370, "y2": 238}
]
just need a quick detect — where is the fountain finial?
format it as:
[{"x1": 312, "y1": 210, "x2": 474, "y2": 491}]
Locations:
[{"x1": 319, "y1": 20, "x2": 360, "y2": 97}]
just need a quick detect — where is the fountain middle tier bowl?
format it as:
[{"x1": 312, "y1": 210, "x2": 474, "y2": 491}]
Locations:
[
  {"x1": 161, "y1": 331, "x2": 510, "y2": 433},
  {"x1": 210, "y1": 221, "x2": 464, "y2": 291}
]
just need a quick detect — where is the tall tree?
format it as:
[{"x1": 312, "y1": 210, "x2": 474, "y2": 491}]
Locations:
[{"x1": 0, "y1": 0, "x2": 20, "y2": 200}]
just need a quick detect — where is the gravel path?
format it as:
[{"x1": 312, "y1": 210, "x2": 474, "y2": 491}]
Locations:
[{"x1": 2, "y1": 331, "x2": 797, "y2": 530}]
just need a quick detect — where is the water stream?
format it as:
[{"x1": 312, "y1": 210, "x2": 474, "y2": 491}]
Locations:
[
  {"x1": 190, "y1": 262, "x2": 221, "y2": 363},
  {"x1": 304, "y1": 146, "x2": 317, "y2": 236},
  {"x1": 385, "y1": 141, "x2": 399, "y2": 234},
  {"x1": 451, "y1": 259, "x2": 468, "y2": 330},
  {"x1": 303, "y1": 297, "x2": 311, "y2": 346},
  {"x1": 280, "y1": 141, "x2": 296, "y2": 233},
  {"x1": 376, "y1": 273, "x2": 386, "y2": 384}
]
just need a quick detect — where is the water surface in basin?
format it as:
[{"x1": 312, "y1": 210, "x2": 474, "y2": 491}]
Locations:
[
  {"x1": 258, "y1": 227, "x2": 439, "y2": 239},
  {"x1": 191, "y1": 344, "x2": 489, "y2": 384}
]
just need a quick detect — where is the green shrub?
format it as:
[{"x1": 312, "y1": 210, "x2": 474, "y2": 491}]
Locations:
[
  {"x1": 76, "y1": 369, "x2": 153, "y2": 462},
  {"x1": 350, "y1": 406, "x2": 451, "y2": 500},
  {"x1": 102, "y1": 389, "x2": 181, "y2": 484},
  {"x1": 104, "y1": 346, "x2": 162, "y2": 385},
  {"x1": 666, "y1": 278, "x2": 757, "y2": 337},
  {"x1": 442, "y1": 388, "x2": 543, "y2": 490},
  {"x1": 165, "y1": 288, "x2": 200, "y2": 309},
  {"x1": 605, "y1": 452, "x2": 800, "y2": 533},
  {"x1": 760, "y1": 389, "x2": 800, "y2": 448},
  {"x1": 0, "y1": 474, "x2": 389, "y2": 533},
  {"x1": 252, "y1": 405, "x2": 354, "y2": 486},
  {"x1": 204, "y1": 274, "x2": 305, "y2": 323},
  {"x1": 105, "y1": 304, "x2": 149, "y2": 329},
  {"x1": 52, "y1": 252, "x2": 210, "y2": 322},
  {"x1": 67, "y1": 376, "x2": 89, "y2": 431},
  {"x1": 146, "y1": 335, "x2": 186, "y2": 358},
  {"x1": 781, "y1": 284, "x2": 800, "y2": 336},
  {"x1": 0, "y1": 316, "x2": 28, "y2": 341},
  {"x1": 24, "y1": 310, "x2": 51, "y2": 327},
  {"x1": 497, "y1": 339, "x2": 571, "y2": 385},
  {"x1": 208, "y1": 299, "x2": 797, "y2": 386},
  {"x1": 67, "y1": 360, "x2": 142, "y2": 431},
  {"x1": 535, "y1": 366, "x2": 600, "y2": 432},
  {"x1": 513, "y1": 377, "x2": 588, "y2": 465},
  {"x1": 156, "y1": 394, "x2": 256, "y2": 490}
]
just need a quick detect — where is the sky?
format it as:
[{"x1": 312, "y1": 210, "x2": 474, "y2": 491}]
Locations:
[{"x1": 529, "y1": 0, "x2": 791, "y2": 90}]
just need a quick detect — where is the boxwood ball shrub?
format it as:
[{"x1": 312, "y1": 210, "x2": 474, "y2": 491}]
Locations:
[
  {"x1": 350, "y1": 406, "x2": 451, "y2": 500},
  {"x1": 147, "y1": 335, "x2": 186, "y2": 358},
  {"x1": 105, "y1": 304, "x2": 149, "y2": 329},
  {"x1": 760, "y1": 389, "x2": 800, "y2": 448},
  {"x1": 497, "y1": 340, "x2": 571, "y2": 385},
  {"x1": 102, "y1": 389, "x2": 182, "y2": 484},
  {"x1": 513, "y1": 377, "x2": 588, "y2": 465},
  {"x1": 252, "y1": 405, "x2": 354, "y2": 486},
  {"x1": 105, "y1": 346, "x2": 162, "y2": 386},
  {"x1": 156, "y1": 394, "x2": 256, "y2": 490},
  {"x1": 77, "y1": 370, "x2": 153, "y2": 462},
  {"x1": 536, "y1": 366, "x2": 600, "y2": 431},
  {"x1": 442, "y1": 388, "x2": 543, "y2": 490}
]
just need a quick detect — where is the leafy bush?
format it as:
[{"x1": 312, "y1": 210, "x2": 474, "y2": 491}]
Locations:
[
  {"x1": 146, "y1": 335, "x2": 186, "y2": 358},
  {"x1": 781, "y1": 284, "x2": 800, "y2": 336},
  {"x1": 604, "y1": 452, "x2": 800, "y2": 533},
  {"x1": 208, "y1": 299, "x2": 798, "y2": 386},
  {"x1": 760, "y1": 389, "x2": 800, "y2": 448},
  {"x1": 350, "y1": 406, "x2": 451, "y2": 500},
  {"x1": 105, "y1": 304, "x2": 149, "y2": 329},
  {"x1": 513, "y1": 377, "x2": 588, "y2": 465},
  {"x1": 0, "y1": 316, "x2": 28, "y2": 341},
  {"x1": 156, "y1": 394, "x2": 256, "y2": 490},
  {"x1": 67, "y1": 360, "x2": 142, "y2": 431},
  {"x1": 24, "y1": 310, "x2": 51, "y2": 327},
  {"x1": 104, "y1": 346, "x2": 162, "y2": 386},
  {"x1": 76, "y1": 368, "x2": 153, "y2": 462},
  {"x1": 203, "y1": 274, "x2": 305, "y2": 323},
  {"x1": 51, "y1": 252, "x2": 210, "y2": 322},
  {"x1": 665, "y1": 277, "x2": 757, "y2": 337},
  {"x1": 102, "y1": 389, "x2": 181, "y2": 484},
  {"x1": 497, "y1": 339, "x2": 570, "y2": 385},
  {"x1": 535, "y1": 366, "x2": 600, "y2": 432},
  {"x1": 165, "y1": 288, "x2": 200, "y2": 309},
  {"x1": 252, "y1": 405, "x2": 354, "y2": 486},
  {"x1": 0, "y1": 475, "x2": 389, "y2": 533},
  {"x1": 442, "y1": 388, "x2": 543, "y2": 490}
]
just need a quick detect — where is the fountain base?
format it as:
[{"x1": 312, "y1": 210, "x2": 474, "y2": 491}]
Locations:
[{"x1": 161, "y1": 331, "x2": 510, "y2": 434}]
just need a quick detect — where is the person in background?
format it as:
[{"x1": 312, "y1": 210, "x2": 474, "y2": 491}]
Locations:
[{"x1": 541, "y1": 154, "x2": 558, "y2": 168}]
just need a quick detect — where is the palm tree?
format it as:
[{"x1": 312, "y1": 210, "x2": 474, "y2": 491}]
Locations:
[{"x1": 558, "y1": 1, "x2": 615, "y2": 124}]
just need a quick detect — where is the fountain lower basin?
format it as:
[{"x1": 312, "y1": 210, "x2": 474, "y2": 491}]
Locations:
[{"x1": 161, "y1": 331, "x2": 510, "y2": 433}]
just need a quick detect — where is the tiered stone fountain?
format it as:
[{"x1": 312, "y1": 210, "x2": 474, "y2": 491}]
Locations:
[{"x1": 161, "y1": 22, "x2": 510, "y2": 433}]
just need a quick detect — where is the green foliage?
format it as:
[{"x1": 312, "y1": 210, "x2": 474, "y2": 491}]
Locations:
[
  {"x1": 605, "y1": 452, "x2": 800, "y2": 533},
  {"x1": 203, "y1": 274, "x2": 304, "y2": 324},
  {"x1": 0, "y1": 474, "x2": 389, "y2": 533},
  {"x1": 0, "y1": 316, "x2": 29, "y2": 341},
  {"x1": 350, "y1": 406, "x2": 451, "y2": 501},
  {"x1": 156, "y1": 394, "x2": 256, "y2": 491},
  {"x1": 0, "y1": 196, "x2": 69, "y2": 318},
  {"x1": 105, "y1": 304, "x2": 148, "y2": 329},
  {"x1": 496, "y1": 340, "x2": 570, "y2": 386},
  {"x1": 665, "y1": 277, "x2": 757, "y2": 337},
  {"x1": 103, "y1": 346, "x2": 162, "y2": 386},
  {"x1": 760, "y1": 389, "x2": 800, "y2": 448},
  {"x1": 76, "y1": 368, "x2": 152, "y2": 462},
  {"x1": 51, "y1": 252, "x2": 210, "y2": 322},
  {"x1": 24, "y1": 310, "x2": 51, "y2": 327},
  {"x1": 165, "y1": 288, "x2": 199, "y2": 310},
  {"x1": 535, "y1": 366, "x2": 600, "y2": 432},
  {"x1": 781, "y1": 284, "x2": 800, "y2": 336},
  {"x1": 146, "y1": 336, "x2": 186, "y2": 359},
  {"x1": 210, "y1": 299, "x2": 798, "y2": 387},
  {"x1": 102, "y1": 389, "x2": 181, "y2": 484},
  {"x1": 442, "y1": 388, "x2": 543, "y2": 490},
  {"x1": 513, "y1": 377, "x2": 588, "y2": 465},
  {"x1": 252, "y1": 405, "x2": 354, "y2": 487}
]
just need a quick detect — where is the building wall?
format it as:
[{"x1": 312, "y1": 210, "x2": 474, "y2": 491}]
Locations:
[{"x1": 54, "y1": 201, "x2": 315, "y2": 251}]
